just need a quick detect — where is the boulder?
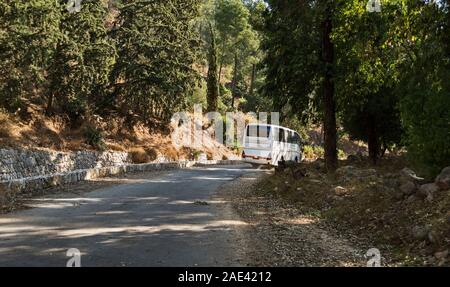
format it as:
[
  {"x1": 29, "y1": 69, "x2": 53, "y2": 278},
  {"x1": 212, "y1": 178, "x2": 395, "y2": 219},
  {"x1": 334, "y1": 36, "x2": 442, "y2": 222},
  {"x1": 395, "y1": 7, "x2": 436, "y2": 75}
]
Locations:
[
  {"x1": 347, "y1": 154, "x2": 361, "y2": 163},
  {"x1": 418, "y1": 183, "x2": 439, "y2": 202},
  {"x1": 434, "y1": 250, "x2": 448, "y2": 260},
  {"x1": 411, "y1": 225, "x2": 429, "y2": 241},
  {"x1": 435, "y1": 167, "x2": 450, "y2": 191},
  {"x1": 401, "y1": 168, "x2": 424, "y2": 183},
  {"x1": 400, "y1": 181, "x2": 417, "y2": 196},
  {"x1": 332, "y1": 186, "x2": 348, "y2": 196},
  {"x1": 419, "y1": 183, "x2": 439, "y2": 195}
]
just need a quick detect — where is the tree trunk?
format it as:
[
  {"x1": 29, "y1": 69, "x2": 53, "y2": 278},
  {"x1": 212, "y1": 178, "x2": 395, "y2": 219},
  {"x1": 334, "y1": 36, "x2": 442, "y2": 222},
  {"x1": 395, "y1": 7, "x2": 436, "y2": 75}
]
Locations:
[
  {"x1": 231, "y1": 52, "x2": 238, "y2": 109},
  {"x1": 322, "y1": 5, "x2": 338, "y2": 172},
  {"x1": 218, "y1": 40, "x2": 227, "y2": 83},
  {"x1": 206, "y1": 22, "x2": 219, "y2": 112},
  {"x1": 367, "y1": 116, "x2": 380, "y2": 165},
  {"x1": 249, "y1": 63, "x2": 256, "y2": 96},
  {"x1": 46, "y1": 93, "x2": 54, "y2": 115}
]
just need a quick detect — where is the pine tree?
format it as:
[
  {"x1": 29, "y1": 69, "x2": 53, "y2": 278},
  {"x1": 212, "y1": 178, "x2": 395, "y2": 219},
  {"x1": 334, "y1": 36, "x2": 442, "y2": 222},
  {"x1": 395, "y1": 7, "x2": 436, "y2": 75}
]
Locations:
[
  {"x1": 46, "y1": 0, "x2": 115, "y2": 120},
  {"x1": 261, "y1": 0, "x2": 337, "y2": 170},
  {"x1": 0, "y1": 0, "x2": 61, "y2": 112},
  {"x1": 111, "y1": 0, "x2": 201, "y2": 123},
  {"x1": 206, "y1": 22, "x2": 219, "y2": 112}
]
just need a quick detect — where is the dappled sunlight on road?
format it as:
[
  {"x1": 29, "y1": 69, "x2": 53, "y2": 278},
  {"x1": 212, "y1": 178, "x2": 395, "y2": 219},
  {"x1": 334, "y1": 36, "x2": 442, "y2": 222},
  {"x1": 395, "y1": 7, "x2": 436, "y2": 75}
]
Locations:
[{"x1": 0, "y1": 165, "x2": 257, "y2": 266}]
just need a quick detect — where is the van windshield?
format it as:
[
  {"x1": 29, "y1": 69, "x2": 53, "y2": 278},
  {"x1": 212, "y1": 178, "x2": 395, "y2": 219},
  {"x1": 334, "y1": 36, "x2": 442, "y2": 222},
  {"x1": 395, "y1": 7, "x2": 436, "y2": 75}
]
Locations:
[{"x1": 247, "y1": 125, "x2": 271, "y2": 138}]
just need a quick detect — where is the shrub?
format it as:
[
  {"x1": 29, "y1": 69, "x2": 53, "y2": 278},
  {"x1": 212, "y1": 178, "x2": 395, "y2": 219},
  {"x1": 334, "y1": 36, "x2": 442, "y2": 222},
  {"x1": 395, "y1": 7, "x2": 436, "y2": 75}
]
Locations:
[
  {"x1": 84, "y1": 125, "x2": 105, "y2": 150},
  {"x1": 338, "y1": 149, "x2": 347, "y2": 160},
  {"x1": 303, "y1": 145, "x2": 325, "y2": 160},
  {"x1": 129, "y1": 147, "x2": 150, "y2": 164},
  {"x1": 64, "y1": 98, "x2": 87, "y2": 123},
  {"x1": 400, "y1": 59, "x2": 450, "y2": 177},
  {"x1": 145, "y1": 148, "x2": 158, "y2": 162},
  {"x1": 192, "y1": 150, "x2": 203, "y2": 160},
  {"x1": 0, "y1": 109, "x2": 11, "y2": 137},
  {"x1": 106, "y1": 143, "x2": 126, "y2": 152}
]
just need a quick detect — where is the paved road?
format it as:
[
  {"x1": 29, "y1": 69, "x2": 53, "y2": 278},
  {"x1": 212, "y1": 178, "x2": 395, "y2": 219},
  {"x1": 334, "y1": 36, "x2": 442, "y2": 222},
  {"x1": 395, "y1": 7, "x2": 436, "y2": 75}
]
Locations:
[{"x1": 0, "y1": 165, "x2": 257, "y2": 267}]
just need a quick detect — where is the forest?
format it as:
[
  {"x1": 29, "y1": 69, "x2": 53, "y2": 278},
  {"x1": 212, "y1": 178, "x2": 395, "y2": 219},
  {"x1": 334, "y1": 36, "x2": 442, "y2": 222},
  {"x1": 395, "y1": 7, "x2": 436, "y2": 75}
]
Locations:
[{"x1": 0, "y1": 0, "x2": 449, "y2": 177}]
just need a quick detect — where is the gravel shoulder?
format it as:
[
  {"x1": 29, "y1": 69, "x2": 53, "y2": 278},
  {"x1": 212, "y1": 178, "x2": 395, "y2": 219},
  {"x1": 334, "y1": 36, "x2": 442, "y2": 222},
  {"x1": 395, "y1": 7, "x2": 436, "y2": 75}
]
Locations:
[{"x1": 219, "y1": 169, "x2": 368, "y2": 267}]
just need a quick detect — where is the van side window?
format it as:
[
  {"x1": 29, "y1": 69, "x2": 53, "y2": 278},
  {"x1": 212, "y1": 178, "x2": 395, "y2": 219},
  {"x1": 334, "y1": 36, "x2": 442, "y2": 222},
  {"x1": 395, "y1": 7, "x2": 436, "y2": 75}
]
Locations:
[
  {"x1": 293, "y1": 133, "x2": 301, "y2": 145},
  {"x1": 279, "y1": 129, "x2": 285, "y2": 142},
  {"x1": 287, "y1": 131, "x2": 294, "y2": 143},
  {"x1": 260, "y1": 126, "x2": 270, "y2": 138},
  {"x1": 247, "y1": 125, "x2": 271, "y2": 138},
  {"x1": 247, "y1": 125, "x2": 256, "y2": 137}
]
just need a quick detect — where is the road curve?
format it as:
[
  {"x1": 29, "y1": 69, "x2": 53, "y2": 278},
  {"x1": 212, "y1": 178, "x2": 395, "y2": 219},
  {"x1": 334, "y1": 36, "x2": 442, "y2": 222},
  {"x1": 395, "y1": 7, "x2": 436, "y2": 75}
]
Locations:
[{"x1": 0, "y1": 164, "x2": 258, "y2": 267}]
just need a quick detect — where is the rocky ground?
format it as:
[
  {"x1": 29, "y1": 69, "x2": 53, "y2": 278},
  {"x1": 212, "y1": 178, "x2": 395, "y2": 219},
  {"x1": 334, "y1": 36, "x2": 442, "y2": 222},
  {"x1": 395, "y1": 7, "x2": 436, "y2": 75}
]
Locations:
[
  {"x1": 220, "y1": 170, "x2": 370, "y2": 267},
  {"x1": 251, "y1": 157, "x2": 450, "y2": 267}
]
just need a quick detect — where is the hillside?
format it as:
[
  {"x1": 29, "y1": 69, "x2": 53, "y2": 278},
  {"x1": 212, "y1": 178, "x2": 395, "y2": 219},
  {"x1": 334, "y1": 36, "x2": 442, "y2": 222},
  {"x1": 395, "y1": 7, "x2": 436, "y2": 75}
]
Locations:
[{"x1": 0, "y1": 105, "x2": 237, "y2": 162}]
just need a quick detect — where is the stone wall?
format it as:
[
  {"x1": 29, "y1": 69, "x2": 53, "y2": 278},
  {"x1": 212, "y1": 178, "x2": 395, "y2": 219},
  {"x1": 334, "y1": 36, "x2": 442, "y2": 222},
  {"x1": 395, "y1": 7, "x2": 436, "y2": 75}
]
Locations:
[
  {"x1": 0, "y1": 147, "x2": 243, "y2": 209},
  {"x1": 0, "y1": 149, "x2": 132, "y2": 181}
]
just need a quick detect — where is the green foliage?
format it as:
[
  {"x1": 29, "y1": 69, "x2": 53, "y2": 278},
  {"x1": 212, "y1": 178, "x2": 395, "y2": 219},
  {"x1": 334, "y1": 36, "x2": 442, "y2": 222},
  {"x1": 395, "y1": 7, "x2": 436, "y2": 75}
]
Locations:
[
  {"x1": 303, "y1": 145, "x2": 325, "y2": 160},
  {"x1": 262, "y1": 0, "x2": 449, "y2": 171},
  {"x1": 337, "y1": 149, "x2": 347, "y2": 160},
  {"x1": 111, "y1": 0, "x2": 201, "y2": 122},
  {"x1": 394, "y1": 0, "x2": 450, "y2": 176},
  {"x1": 192, "y1": 150, "x2": 203, "y2": 160},
  {"x1": 213, "y1": 0, "x2": 261, "y2": 110},
  {"x1": 48, "y1": 0, "x2": 116, "y2": 121},
  {"x1": 0, "y1": 0, "x2": 61, "y2": 112},
  {"x1": 84, "y1": 125, "x2": 105, "y2": 150},
  {"x1": 206, "y1": 22, "x2": 220, "y2": 112},
  {"x1": 188, "y1": 79, "x2": 208, "y2": 108},
  {"x1": 334, "y1": 1, "x2": 405, "y2": 160},
  {"x1": 341, "y1": 89, "x2": 403, "y2": 151},
  {"x1": 261, "y1": 0, "x2": 322, "y2": 124}
]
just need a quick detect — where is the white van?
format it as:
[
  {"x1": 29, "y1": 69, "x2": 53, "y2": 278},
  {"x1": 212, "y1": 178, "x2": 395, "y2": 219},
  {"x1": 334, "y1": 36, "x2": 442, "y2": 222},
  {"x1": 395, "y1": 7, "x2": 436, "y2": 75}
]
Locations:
[{"x1": 242, "y1": 124, "x2": 303, "y2": 166}]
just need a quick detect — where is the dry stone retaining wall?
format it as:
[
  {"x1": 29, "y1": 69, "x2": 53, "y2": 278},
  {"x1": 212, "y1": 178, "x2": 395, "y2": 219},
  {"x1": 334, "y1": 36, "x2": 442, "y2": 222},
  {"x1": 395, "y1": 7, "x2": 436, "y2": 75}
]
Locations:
[
  {"x1": 0, "y1": 148, "x2": 242, "y2": 208},
  {"x1": 0, "y1": 149, "x2": 131, "y2": 181}
]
